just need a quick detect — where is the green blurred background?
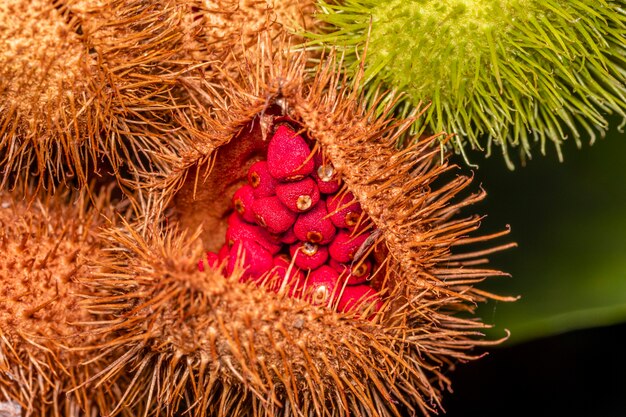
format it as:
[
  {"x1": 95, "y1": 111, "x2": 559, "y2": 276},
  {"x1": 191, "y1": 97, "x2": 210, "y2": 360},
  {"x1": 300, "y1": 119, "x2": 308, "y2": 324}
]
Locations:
[
  {"x1": 445, "y1": 119, "x2": 626, "y2": 416},
  {"x1": 471, "y1": 120, "x2": 626, "y2": 343}
]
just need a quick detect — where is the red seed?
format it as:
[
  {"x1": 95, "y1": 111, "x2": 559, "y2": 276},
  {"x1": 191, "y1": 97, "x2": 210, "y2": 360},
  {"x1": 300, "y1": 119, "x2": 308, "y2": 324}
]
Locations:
[
  {"x1": 313, "y1": 153, "x2": 342, "y2": 194},
  {"x1": 232, "y1": 184, "x2": 257, "y2": 223},
  {"x1": 315, "y1": 167, "x2": 341, "y2": 194},
  {"x1": 206, "y1": 252, "x2": 220, "y2": 269},
  {"x1": 289, "y1": 242, "x2": 329, "y2": 270},
  {"x1": 280, "y1": 227, "x2": 298, "y2": 244},
  {"x1": 327, "y1": 192, "x2": 363, "y2": 228},
  {"x1": 252, "y1": 196, "x2": 298, "y2": 234},
  {"x1": 276, "y1": 178, "x2": 320, "y2": 213},
  {"x1": 329, "y1": 258, "x2": 372, "y2": 285},
  {"x1": 293, "y1": 202, "x2": 336, "y2": 244},
  {"x1": 336, "y1": 285, "x2": 382, "y2": 314},
  {"x1": 328, "y1": 231, "x2": 371, "y2": 263},
  {"x1": 227, "y1": 239, "x2": 274, "y2": 282},
  {"x1": 218, "y1": 243, "x2": 230, "y2": 261},
  {"x1": 329, "y1": 258, "x2": 347, "y2": 275},
  {"x1": 248, "y1": 161, "x2": 279, "y2": 198},
  {"x1": 270, "y1": 256, "x2": 305, "y2": 296},
  {"x1": 226, "y1": 213, "x2": 281, "y2": 254},
  {"x1": 266, "y1": 125, "x2": 314, "y2": 181},
  {"x1": 347, "y1": 217, "x2": 374, "y2": 235},
  {"x1": 305, "y1": 265, "x2": 340, "y2": 306}
]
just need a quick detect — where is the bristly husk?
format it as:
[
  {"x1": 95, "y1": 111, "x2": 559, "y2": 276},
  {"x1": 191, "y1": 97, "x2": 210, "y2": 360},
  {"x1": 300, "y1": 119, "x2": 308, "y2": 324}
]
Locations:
[
  {"x1": 0, "y1": 0, "x2": 95, "y2": 190},
  {"x1": 191, "y1": 0, "x2": 318, "y2": 72},
  {"x1": 81, "y1": 36, "x2": 516, "y2": 417},
  {"x1": 311, "y1": 0, "x2": 626, "y2": 168},
  {"x1": 0, "y1": 184, "x2": 130, "y2": 417},
  {"x1": 0, "y1": 0, "x2": 316, "y2": 190}
]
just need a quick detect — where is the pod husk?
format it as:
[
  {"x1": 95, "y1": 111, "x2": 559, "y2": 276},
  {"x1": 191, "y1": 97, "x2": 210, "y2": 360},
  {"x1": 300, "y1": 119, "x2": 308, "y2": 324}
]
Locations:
[
  {"x1": 0, "y1": 185, "x2": 132, "y2": 416},
  {"x1": 79, "y1": 38, "x2": 516, "y2": 417},
  {"x1": 0, "y1": 0, "x2": 95, "y2": 189},
  {"x1": 0, "y1": 0, "x2": 316, "y2": 190}
]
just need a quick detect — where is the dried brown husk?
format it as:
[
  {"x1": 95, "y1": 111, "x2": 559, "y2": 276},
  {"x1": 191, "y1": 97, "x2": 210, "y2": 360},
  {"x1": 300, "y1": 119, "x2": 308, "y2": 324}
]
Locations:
[
  {"x1": 0, "y1": 0, "x2": 95, "y2": 189},
  {"x1": 80, "y1": 39, "x2": 516, "y2": 417},
  {"x1": 0, "y1": 185, "x2": 130, "y2": 417},
  {"x1": 0, "y1": 0, "x2": 315, "y2": 190}
]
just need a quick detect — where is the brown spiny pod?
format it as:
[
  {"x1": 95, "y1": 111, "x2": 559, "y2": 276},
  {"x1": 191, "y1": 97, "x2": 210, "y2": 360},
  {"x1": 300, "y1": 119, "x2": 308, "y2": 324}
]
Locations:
[
  {"x1": 0, "y1": 0, "x2": 95, "y2": 188},
  {"x1": 80, "y1": 38, "x2": 516, "y2": 417},
  {"x1": 190, "y1": 0, "x2": 317, "y2": 74},
  {"x1": 0, "y1": 0, "x2": 316, "y2": 189},
  {"x1": 0, "y1": 185, "x2": 130, "y2": 417}
]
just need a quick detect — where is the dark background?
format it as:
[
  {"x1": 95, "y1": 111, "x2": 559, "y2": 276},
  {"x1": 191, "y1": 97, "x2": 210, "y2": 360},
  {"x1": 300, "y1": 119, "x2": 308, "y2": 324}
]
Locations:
[
  {"x1": 443, "y1": 122, "x2": 626, "y2": 417},
  {"x1": 445, "y1": 322, "x2": 626, "y2": 417}
]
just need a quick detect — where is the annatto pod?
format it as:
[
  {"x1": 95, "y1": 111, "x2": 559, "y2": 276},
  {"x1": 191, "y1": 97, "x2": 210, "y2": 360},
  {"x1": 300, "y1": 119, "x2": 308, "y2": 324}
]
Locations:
[
  {"x1": 0, "y1": 0, "x2": 316, "y2": 190},
  {"x1": 0, "y1": 184, "x2": 131, "y2": 417},
  {"x1": 78, "y1": 38, "x2": 516, "y2": 417},
  {"x1": 0, "y1": 0, "x2": 201, "y2": 189}
]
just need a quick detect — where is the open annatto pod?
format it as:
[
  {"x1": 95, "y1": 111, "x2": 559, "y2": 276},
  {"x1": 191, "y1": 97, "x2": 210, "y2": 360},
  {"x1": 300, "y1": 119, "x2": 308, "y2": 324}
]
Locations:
[
  {"x1": 80, "y1": 42, "x2": 516, "y2": 417},
  {"x1": 0, "y1": 185, "x2": 132, "y2": 417},
  {"x1": 0, "y1": 0, "x2": 315, "y2": 190}
]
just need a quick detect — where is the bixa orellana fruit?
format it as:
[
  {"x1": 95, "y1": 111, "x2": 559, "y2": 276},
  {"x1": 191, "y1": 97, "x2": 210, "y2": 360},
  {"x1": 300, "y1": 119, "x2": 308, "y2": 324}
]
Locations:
[
  {"x1": 0, "y1": 185, "x2": 132, "y2": 417},
  {"x1": 0, "y1": 0, "x2": 316, "y2": 189},
  {"x1": 80, "y1": 45, "x2": 516, "y2": 417}
]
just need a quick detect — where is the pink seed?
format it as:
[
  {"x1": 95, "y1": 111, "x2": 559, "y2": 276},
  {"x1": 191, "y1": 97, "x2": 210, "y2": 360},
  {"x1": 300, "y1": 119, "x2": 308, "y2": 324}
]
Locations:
[
  {"x1": 227, "y1": 239, "x2": 274, "y2": 282},
  {"x1": 293, "y1": 202, "x2": 336, "y2": 245},
  {"x1": 305, "y1": 265, "x2": 340, "y2": 306},
  {"x1": 218, "y1": 243, "x2": 230, "y2": 261},
  {"x1": 280, "y1": 227, "x2": 298, "y2": 244},
  {"x1": 252, "y1": 196, "x2": 298, "y2": 234},
  {"x1": 276, "y1": 178, "x2": 320, "y2": 213},
  {"x1": 327, "y1": 192, "x2": 363, "y2": 229},
  {"x1": 336, "y1": 285, "x2": 382, "y2": 314},
  {"x1": 232, "y1": 184, "x2": 257, "y2": 223},
  {"x1": 328, "y1": 231, "x2": 371, "y2": 263},
  {"x1": 289, "y1": 242, "x2": 329, "y2": 270},
  {"x1": 226, "y1": 213, "x2": 282, "y2": 254},
  {"x1": 270, "y1": 256, "x2": 305, "y2": 296},
  {"x1": 248, "y1": 161, "x2": 279, "y2": 198},
  {"x1": 329, "y1": 258, "x2": 371, "y2": 285},
  {"x1": 313, "y1": 153, "x2": 342, "y2": 194},
  {"x1": 266, "y1": 125, "x2": 314, "y2": 181}
]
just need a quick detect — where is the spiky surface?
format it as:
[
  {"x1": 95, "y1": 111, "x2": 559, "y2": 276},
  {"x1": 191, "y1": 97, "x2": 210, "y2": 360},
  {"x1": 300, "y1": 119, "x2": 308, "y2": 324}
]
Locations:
[
  {"x1": 0, "y1": 0, "x2": 316, "y2": 189},
  {"x1": 82, "y1": 38, "x2": 515, "y2": 417},
  {"x1": 200, "y1": 0, "x2": 317, "y2": 69},
  {"x1": 0, "y1": 0, "x2": 94, "y2": 188},
  {"x1": 84, "y1": 227, "x2": 397, "y2": 417},
  {"x1": 0, "y1": 186, "x2": 126, "y2": 416},
  {"x1": 313, "y1": 0, "x2": 626, "y2": 167}
]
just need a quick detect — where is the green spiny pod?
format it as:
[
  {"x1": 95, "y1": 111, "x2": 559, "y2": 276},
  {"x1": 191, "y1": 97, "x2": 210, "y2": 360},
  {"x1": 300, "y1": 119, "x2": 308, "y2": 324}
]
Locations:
[{"x1": 312, "y1": 0, "x2": 626, "y2": 167}]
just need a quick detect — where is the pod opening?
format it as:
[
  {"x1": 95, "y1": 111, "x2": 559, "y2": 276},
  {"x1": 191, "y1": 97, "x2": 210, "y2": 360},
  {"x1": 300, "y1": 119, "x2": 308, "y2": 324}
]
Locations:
[{"x1": 174, "y1": 109, "x2": 388, "y2": 316}]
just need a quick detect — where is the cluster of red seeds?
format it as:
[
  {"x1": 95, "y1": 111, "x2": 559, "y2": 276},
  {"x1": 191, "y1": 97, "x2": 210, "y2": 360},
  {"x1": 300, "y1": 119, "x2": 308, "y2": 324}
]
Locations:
[{"x1": 199, "y1": 124, "x2": 382, "y2": 314}]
